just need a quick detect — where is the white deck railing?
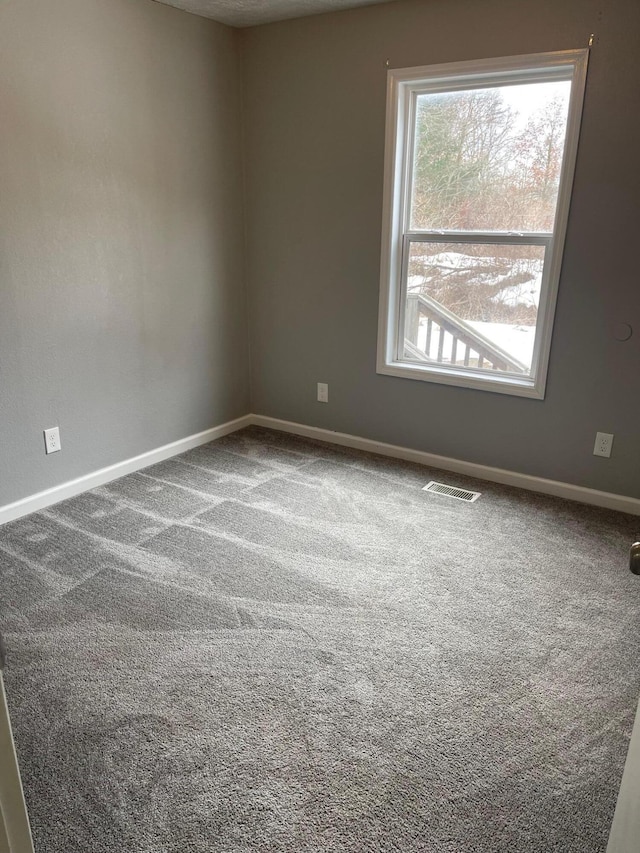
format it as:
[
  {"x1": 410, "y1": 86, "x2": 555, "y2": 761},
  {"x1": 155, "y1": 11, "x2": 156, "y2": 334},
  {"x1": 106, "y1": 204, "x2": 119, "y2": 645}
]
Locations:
[{"x1": 404, "y1": 292, "x2": 528, "y2": 374}]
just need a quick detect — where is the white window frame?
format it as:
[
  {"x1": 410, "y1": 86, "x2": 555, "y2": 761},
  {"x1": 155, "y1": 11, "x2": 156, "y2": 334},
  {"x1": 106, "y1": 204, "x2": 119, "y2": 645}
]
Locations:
[{"x1": 377, "y1": 50, "x2": 589, "y2": 399}]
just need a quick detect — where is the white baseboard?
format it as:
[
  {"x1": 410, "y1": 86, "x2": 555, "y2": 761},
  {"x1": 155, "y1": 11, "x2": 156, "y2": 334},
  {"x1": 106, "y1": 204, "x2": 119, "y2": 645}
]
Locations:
[
  {"x1": 0, "y1": 415, "x2": 253, "y2": 526},
  {"x1": 252, "y1": 415, "x2": 640, "y2": 517},
  {"x1": 2, "y1": 412, "x2": 639, "y2": 525}
]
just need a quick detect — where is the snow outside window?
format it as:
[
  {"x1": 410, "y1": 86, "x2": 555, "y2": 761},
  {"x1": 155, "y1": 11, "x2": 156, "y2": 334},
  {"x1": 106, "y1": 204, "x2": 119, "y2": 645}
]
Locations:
[{"x1": 377, "y1": 50, "x2": 589, "y2": 398}]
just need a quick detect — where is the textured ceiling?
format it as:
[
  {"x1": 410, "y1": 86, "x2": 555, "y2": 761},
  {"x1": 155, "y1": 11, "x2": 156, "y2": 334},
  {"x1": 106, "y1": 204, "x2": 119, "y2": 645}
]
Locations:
[{"x1": 153, "y1": 0, "x2": 396, "y2": 28}]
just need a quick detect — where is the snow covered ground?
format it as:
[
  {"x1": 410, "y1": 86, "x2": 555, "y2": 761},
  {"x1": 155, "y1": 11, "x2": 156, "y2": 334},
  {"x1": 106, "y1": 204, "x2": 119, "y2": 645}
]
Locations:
[
  {"x1": 407, "y1": 247, "x2": 542, "y2": 371},
  {"x1": 468, "y1": 321, "x2": 535, "y2": 367},
  {"x1": 408, "y1": 251, "x2": 543, "y2": 311}
]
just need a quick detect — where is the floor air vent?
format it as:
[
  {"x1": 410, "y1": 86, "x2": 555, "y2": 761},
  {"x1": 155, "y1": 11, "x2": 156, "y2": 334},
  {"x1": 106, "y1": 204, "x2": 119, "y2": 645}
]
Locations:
[{"x1": 422, "y1": 481, "x2": 481, "y2": 503}]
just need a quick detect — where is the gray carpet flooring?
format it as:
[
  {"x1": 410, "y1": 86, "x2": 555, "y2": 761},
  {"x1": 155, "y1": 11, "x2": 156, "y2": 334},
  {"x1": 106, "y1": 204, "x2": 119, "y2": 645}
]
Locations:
[{"x1": 1, "y1": 426, "x2": 639, "y2": 852}]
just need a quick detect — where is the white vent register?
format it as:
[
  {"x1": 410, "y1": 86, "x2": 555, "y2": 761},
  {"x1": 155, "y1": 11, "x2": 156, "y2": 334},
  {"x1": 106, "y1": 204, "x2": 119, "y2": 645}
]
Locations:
[{"x1": 423, "y1": 481, "x2": 481, "y2": 503}]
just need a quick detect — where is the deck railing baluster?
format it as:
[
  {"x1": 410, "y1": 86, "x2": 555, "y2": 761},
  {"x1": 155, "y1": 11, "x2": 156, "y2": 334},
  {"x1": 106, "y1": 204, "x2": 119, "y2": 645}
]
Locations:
[{"x1": 403, "y1": 292, "x2": 527, "y2": 374}]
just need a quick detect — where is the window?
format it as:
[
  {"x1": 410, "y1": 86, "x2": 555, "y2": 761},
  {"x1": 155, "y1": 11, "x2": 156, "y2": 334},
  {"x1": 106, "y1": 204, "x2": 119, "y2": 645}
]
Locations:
[{"x1": 377, "y1": 50, "x2": 588, "y2": 398}]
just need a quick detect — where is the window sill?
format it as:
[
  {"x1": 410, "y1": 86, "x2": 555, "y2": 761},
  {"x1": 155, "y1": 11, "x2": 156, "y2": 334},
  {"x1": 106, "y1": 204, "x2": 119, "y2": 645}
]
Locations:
[{"x1": 376, "y1": 358, "x2": 545, "y2": 399}]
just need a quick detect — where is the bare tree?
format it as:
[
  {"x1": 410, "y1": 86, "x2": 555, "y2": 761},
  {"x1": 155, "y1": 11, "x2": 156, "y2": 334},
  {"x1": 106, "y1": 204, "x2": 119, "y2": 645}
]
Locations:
[{"x1": 409, "y1": 87, "x2": 569, "y2": 326}]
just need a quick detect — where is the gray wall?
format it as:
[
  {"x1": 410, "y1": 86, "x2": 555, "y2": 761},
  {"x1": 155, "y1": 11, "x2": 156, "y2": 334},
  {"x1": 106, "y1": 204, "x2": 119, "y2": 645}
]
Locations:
[
  {"x1": 0, "y1": 0, "x2": 249, "y2": 506},
  {"x1": 242, "y1": 0, "x2": 640, "y2": 498},
  {"x1": 2, "y1": 0, "x2": 638, "y2": 508}
]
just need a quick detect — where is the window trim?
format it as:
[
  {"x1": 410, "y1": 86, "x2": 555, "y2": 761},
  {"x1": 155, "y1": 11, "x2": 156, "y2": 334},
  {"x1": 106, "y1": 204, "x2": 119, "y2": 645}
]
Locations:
[{"x1": 377, "y1": 49, "x2": 589, "y2": 399}]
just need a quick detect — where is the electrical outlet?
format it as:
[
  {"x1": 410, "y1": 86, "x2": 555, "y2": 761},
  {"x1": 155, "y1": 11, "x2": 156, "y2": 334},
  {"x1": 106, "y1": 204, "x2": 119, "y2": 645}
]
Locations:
[
  {"x1": 317, "y1": 382, "x2": 329, "y2": 403},
  {"x1": 44, "y1": 427, "x2": 61, "y2": 455},
  {"x1": 593, "y1": 431, "x2": 613, "y2": 458}
]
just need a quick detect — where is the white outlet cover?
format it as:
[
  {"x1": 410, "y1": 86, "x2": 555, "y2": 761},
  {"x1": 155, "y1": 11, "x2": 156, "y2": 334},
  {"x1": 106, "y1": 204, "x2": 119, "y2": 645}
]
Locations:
[
  {"x1": 593, "y1": 431, "x2": 613, "y2": 458},
  {"x1": 317, "y1": 383, "x2": 329, "y2": 403},
  {"x1": 44, "y1": 427, "x2": 61, "y2": 454}
]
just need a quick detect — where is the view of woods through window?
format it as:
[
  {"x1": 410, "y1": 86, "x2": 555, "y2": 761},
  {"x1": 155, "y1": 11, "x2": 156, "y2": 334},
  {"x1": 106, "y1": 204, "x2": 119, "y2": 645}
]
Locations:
[{"x1": 404, "y1": 80, "x2": 571, "y2": 375}]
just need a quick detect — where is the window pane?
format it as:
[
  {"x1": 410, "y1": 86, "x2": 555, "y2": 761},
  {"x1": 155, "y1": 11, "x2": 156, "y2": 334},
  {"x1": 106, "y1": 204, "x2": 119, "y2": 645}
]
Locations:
[
  {"x1": 402, "y1": 241, "x2": 546, "y2": 375},
  {"x1": 410, "y1": 81, "x2": 571, "y2": 232}
]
